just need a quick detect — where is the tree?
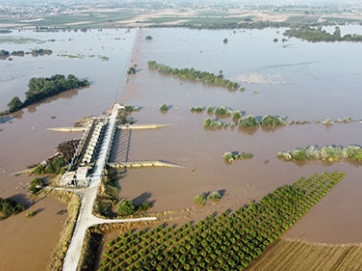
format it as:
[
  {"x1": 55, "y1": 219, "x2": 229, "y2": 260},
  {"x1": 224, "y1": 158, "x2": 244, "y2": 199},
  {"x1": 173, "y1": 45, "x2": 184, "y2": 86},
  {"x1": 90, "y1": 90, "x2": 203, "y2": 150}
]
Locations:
[
  {"x1": 0, "y1": 49, "x2": 10, "y2": 57},
  {"x1": 117, "y1": 199, "x2": 136, "y2": 216},
  {"x1": 238, "y1": 115, "x2": 260, "y2": 128},
  {"x1": 261, "y1": 115, "x2": 287, "y2": 127},
  {"x1": 0, "y1": 197, "x2": 25, "y2": 220},
  {"x1": 224, "y1": 152, "x2": 234, "y2": 162},
  {"x1": 29, "y1": 177, "x2": 45, "y2": 194},
  {"x1": 334, "y1": 26, "x2": 341, "y2": 40},
  {"x1": 159, "y1": 104, "x2": 169, "y2": 111},
  {"x1": 127, "y1": 67, "x2": 136, "y2": 75},
  {"x1": 207, "y1": 191, "x2": 222, "y2": 201},
  {"x1": 7, "y1": 96, "x2": 23, "y2": 113},
  {"x1": 193, "y1": 194, "x2": 206, "y2": 206}
]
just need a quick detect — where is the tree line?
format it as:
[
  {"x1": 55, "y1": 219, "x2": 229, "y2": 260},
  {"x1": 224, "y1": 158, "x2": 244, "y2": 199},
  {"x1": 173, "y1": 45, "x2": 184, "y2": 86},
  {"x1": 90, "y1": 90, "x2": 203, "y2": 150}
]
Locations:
[
  {"x1": 5, "y1": 74, "x2": 89, "y2": 114},
  {"x1": 148, "y1": 60, "x2": 242, "y2": 91},
  {"x1": 283, "y1": 26, "x2": 362, "y2": 42},
  {"x1": 277, "y1": 145, "x2": 362, "y2": 163},
  {"x1": 0, "y1": 48, "x2": 53, "y2": 59}
]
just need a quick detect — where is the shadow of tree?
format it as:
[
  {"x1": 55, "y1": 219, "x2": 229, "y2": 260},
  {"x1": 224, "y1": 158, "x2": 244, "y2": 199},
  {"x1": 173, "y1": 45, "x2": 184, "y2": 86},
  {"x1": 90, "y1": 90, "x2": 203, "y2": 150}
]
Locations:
[
  {"x1": 10, "y1": 193, "x2": 33, "y2": 208},
  {"x1": 133, "y1": 191, "x2": 152, "y2": 205}
]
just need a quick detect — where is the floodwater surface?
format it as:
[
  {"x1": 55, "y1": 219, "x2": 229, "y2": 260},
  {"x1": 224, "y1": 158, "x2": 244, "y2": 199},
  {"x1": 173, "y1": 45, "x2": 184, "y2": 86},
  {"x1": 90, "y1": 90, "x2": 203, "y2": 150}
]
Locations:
[
  {"x1": 1, "y1": 26, "x2": 362, "y2": 270},
  {"x1": 118, "y1": 27, "x2": 362, "y2": 244}
]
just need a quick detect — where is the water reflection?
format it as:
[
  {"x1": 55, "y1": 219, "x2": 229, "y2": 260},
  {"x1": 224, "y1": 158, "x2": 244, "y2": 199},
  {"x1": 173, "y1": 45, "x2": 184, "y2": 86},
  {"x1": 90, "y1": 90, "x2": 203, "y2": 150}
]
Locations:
[
  {"x1": 25, "y1": 87, "x2": 83, "y2": 114},
  {"x1": 0, "y1": 116, "x2": 14, "y2": 124}
]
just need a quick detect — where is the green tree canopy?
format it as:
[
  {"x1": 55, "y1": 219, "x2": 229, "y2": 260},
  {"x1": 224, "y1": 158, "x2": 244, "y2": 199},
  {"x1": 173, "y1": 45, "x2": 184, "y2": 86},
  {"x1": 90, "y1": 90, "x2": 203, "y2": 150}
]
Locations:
[
  {"x1": 0, "y1": 197, "x2": 25, "y2": 220},
  {"x1": 117, "y1": 199, "x2": 136, "y2": 216},
  {"x1": 7, "y1": 96, "x2": 23, "y2": 113}
]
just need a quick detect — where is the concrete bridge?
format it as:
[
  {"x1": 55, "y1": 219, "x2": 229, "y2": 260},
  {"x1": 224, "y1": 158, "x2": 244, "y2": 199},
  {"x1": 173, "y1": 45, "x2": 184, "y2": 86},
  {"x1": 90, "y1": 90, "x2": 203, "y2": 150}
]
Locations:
[{"x1": 62, "y1": 103, "x2": 158, "y2": 271}]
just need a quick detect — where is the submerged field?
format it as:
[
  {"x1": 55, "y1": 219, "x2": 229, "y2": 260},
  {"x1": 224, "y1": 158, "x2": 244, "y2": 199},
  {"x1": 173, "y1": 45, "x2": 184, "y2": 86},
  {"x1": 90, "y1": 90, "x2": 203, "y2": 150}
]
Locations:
[{"x1": 1, "y1": 24, "x2": 362, "y2": 270}]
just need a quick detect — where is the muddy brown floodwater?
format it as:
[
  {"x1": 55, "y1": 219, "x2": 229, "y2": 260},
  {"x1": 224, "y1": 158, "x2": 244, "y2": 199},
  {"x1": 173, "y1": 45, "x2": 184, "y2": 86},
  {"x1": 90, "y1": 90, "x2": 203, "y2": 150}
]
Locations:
[
  {"x1": 1, "y1": 26, "x2": 362, "y2": 270},
  {"x1": 117, "y1": 27, "x2": 362, "y2": 244}
]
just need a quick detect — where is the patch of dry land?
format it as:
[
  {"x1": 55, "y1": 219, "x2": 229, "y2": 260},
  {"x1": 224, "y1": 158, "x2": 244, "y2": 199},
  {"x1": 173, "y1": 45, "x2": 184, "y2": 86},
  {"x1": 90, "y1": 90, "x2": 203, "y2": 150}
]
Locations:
[{"x1": 246, "y1": 239, "x2": 362, "y2": 271}]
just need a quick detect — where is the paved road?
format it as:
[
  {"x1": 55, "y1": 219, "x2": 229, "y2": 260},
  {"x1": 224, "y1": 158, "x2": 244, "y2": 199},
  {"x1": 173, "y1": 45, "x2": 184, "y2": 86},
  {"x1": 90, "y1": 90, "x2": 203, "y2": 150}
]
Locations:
[{"x1": 62, "y1": 104, "x2": 157, "y2": 271}]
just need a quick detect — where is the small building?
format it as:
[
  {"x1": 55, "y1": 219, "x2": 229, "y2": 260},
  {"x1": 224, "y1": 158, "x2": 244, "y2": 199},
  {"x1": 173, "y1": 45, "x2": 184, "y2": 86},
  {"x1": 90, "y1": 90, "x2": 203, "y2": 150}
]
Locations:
[
  {"x1": 76, "y1": 167, "x2": 89, "y2": 187},
  {"x1": 60, "y1": 171, "x2": 77, "y2": 186}
]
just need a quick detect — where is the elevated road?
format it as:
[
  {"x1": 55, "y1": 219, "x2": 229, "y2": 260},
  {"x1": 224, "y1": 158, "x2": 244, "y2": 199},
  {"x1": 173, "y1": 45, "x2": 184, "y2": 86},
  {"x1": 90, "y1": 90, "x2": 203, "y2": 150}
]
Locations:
[{"x1": 62, "y1": 103, "x2": 157, "y2": 271}]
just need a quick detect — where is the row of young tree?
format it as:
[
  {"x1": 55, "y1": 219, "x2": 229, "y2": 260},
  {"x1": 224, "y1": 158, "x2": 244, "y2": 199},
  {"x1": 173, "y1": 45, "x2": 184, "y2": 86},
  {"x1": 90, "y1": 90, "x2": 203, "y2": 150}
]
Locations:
[
  {"x1": 0, "y1": 48, "x2": 52, "y2": 58},
  {"x1": 98, "y1": 171, "x2": 345, "y2": 271},
  {"x1": 148, "y1": 61, "x2": 242, "y2": 91},
  {"x1": 5, "y1": 74, "x2": 89, "y2": 114}
]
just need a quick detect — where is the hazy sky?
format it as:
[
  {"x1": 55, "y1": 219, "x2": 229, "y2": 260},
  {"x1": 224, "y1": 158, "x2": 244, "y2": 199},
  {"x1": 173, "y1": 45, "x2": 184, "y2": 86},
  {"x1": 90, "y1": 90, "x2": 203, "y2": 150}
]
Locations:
[{"x1": 0, "y1": 0, "x2": 359, "y2": 7}]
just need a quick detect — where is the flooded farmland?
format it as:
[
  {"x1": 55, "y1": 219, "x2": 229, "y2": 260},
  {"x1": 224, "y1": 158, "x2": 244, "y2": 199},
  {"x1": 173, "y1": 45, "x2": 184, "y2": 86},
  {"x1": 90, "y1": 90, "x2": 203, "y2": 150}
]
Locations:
[{"x1": 1, "y1": 26, "x2": 362, "y2": 269}]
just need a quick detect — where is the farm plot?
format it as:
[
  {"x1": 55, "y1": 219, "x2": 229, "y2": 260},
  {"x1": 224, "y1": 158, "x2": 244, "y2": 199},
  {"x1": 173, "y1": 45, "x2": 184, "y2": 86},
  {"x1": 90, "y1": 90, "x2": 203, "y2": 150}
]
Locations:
[
  {"x1": 98, "y1": 171, "x2": 345, "y2": 271},
  {"x1": 246, "y1": 239, "x2": 362, "y2": 271}
]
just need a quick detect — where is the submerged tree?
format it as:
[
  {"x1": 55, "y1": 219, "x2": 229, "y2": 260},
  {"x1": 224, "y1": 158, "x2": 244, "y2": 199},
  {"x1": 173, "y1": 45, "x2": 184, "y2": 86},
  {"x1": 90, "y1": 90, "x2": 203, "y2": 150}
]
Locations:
[
  {"x1": 7, "y1": 96, "x2": 23, "y2": 113},
  {"x1": 193, "y1": 194, "x2": 206, "y2": 206},
  {"x1": 238, "y1": 115, "x2": 259, "y2": 128}
]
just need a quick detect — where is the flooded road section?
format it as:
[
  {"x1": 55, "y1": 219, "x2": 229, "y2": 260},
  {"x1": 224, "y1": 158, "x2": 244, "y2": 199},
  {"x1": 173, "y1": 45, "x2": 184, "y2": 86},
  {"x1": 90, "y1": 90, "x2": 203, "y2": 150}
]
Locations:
[{"x1": 0, "y1": 26, "x2": 361, "y2": 271}]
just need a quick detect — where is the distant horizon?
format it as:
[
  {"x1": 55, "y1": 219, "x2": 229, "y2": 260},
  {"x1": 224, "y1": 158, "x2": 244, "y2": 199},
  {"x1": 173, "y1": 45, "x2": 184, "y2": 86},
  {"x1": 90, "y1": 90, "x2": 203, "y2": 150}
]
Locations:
[{"x1": 0, "y1": 0, "x2": 359, "y2": 4}]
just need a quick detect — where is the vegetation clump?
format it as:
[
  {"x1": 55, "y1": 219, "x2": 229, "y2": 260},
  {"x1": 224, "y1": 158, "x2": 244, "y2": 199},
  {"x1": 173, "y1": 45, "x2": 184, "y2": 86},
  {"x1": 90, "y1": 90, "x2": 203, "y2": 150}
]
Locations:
[
  {"x1": 94, "y1": 170, "x2": 120, "y2": 218},
  {"x1": 26, "y1": 211, "x2": 35, "y2": 217},
  {"x1": 224, "y1": 151, "x2": 254, "y2": 163},
  {"x1": 206, "y1": 105, "x2": 214, "y2": 114},
  {"x1": 117, "y1": 105, "x2": 139, "y2": 125},
  {"x1": 261, "y1": 115, "x2": 287, "y2": 127},
  {"x1": 159, "y1": 104, "x2": 169, "y2": 112},
  {"x1": 238, "y1": 115, "x2": 260, "y2": 128},
  {"x1": 190, "y1": 106, "x2": 204, "y2": 113},
  {"x1": 277, "y1": 145, "x2": 362, "y2": 163},
  {"x1": 238, "y1": 115, "x2": 287, "y2": 128},
  {"x1": 214, "y1": 106, "x2": 232, "y2": 116},
  {"x1": 0, "y1": 197, "x2": 25, "y2": 220},
  {"x1": 117, "y1": 198, "x2": 136, "y2": 216},
  {"x1": 193, "y1": 194, "x2": 206, "y2": 206},
  {"x1": 28, "y1": 178, "x2": 45, "y2": 194},
  {"x1": 32, "y1": 156, "x2": 66, "y2": 175},
  {"x1": 127, "y1": 66, "x2": 136, "y2": 75},
  {"x1": 207, "y1": 191, "x2": 222, "y2": 201},
  {"x1": 148, "y1": 60, "x2": 242, "y2": 91},
  {"x1": 231, "y1": 110, "x2": 242, "y2": 120},
  {"x1": 203, "y1": 118, "x2": 226, "y2": 130}
]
